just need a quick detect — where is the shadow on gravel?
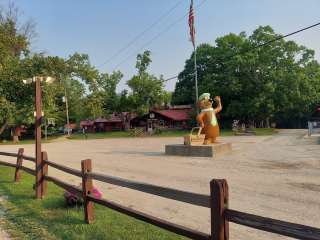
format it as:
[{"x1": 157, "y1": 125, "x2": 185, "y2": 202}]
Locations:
[
  {"x1": 260, "y1": 161, "x2": 304, "y2": 170},
  {"x1": 288, "y1": 182, "x2": 320, "y2": 192},
  {"x1": 97, "y1": 151, "x2": 164, "y2": 157}
]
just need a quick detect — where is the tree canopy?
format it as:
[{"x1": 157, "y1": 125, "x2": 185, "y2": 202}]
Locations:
[
  {"x1": 172, "y1": 26, "x2": 320, "y2": 127},
  {"x1": 0, "y1": 4, "x2": 170, "y2": 140},
  {"x1": 127, "y1": 50, "x2": 170, "y2": 115}
]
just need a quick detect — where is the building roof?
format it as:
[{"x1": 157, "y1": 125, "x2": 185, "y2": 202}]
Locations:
[
  {"x1": 80, "y1": 112, "x2": 137, "y2": 126},
  {"x1": 152, "y1": 109, "x2": 191, "y2": 121},
  {"x1": 64, "y1": 123, "x2": 77, "y2": 129},
  {"x1": 169, "y1": 105, "x2": 192, "y2": 110},
  {"x1": 122, "y1": 112, "x2": 137, "y2": 120},
  {"x1": 95, "y1": 114, "x2": 122, "y2": 123},
  {"x1": 107, "y1": 113, "x2": 123, "y2": 123},
  {"x1": 80, "y1": 120, "x2": 95, "y2": 127},
  {"x1": 95, "y1": 117, "x2": 108, "y2": 123}
]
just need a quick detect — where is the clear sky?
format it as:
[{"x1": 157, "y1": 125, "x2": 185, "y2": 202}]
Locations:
[{"x1": 2, "y1": 0, "x2": 320, "y2": 91}]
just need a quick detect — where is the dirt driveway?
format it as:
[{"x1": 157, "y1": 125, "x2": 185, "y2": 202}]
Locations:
[{"x1": 0, "y1": 129, "x2": 319, "y2": 239}]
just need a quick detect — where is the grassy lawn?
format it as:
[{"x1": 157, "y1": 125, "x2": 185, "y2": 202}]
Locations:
[
  {"x1": 0, "y1": 166, "x2": 186, "y2": 240},
  {"x1": 0, "y1": 128, "x2": 277, "y2": 143},
  {"x1": 67, "y1": 128, "x2": 276, "y2": 140},
  {"x1": 155, "y1": 129, "x2": 235, "y2": 137},
  {"x1": 67, "y1": 131, "x2": 133, "y2": 140},
  {"x1": 0, "y1": 136, "x2": 62, "y2": 145},
  {"x1": 67, "y1": 129, "x2": 236, "y2": 140}
]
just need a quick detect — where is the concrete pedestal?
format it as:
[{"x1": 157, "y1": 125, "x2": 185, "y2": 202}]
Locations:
[{"x1": 165, "y1": 142, "x2": 232, "y2": 157}]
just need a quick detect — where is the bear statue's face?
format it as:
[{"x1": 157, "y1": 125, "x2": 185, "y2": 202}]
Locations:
[{"x1": 197, "y1": 99, "x2": 213, "y2": 110}]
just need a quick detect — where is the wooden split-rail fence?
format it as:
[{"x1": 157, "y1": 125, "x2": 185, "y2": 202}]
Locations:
[{"x1": 0, "y1": 149, "x2": 319, "y2": 240}]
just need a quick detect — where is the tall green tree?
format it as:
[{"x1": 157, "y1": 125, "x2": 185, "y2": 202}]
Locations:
[
  {"x1": 172, "y1": 26, "x2": 320, "y2": 128},
  {"x1": 0, "y1": 4, "x2": 34, "y2": 137},
  {"x1": 127, "y1": 50, "x2": 167, "y2": 115}
]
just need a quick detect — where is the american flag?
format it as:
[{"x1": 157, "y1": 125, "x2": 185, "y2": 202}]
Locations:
[{"x1": 188, "y1": 0, "x2": 195, "y2": 47}]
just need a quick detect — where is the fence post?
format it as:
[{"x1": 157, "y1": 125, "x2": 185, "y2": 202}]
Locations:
[
  {"x1": 210, "y1": 179, "x2": 229, "y2": 240},
  {"x1": 14, "y1": 148, "x2": 24, "y2": 182},
  {"x1": 41, "y1": 151, "x2": 48, "y2": 198},
  {"x1": 81, "y1": 159, "x2": 94, "y2": 224}
]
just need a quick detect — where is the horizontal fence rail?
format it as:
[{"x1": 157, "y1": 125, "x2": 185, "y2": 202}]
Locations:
[
  {"x1": 44, "y1": 175, "x2": 82, "y2": 196},
  {"x1": 44, "y1": 160, "x2": 82, "y2": 177},
  {"x1": 22, "y1": 155, "x2": 35, "y2": 162},
  {"x1": 20, "y1": 166, "x2": 36, "y2": 176},
  {"x1": 0, "y1": 152, "x2": 35, "y2": 162},
  {"x1": 88, "y1": 195, "x2": 210, "y2": 240},
  {"x1": 0, "y1": 160, "x2": 17, "y2": 168},
  {"x1": 0, "y1": 152, "x2": 19, "y2": 158},
  {"x1": 88, "y1": 172, "x2": 210, "y2": 208},
  {"x1": 0, "y1": 160, "x2": 35, "y2": 176},
  {"x1": 225, "y1": 209, "x2": 320, "y2": 240}
]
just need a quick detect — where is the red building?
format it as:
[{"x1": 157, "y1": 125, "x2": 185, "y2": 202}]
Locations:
[
  {"x1": 80, "y1": 113, "x2": 135, "y2": 133},
  {"x1": 131, "y1": 106, "x2": 192, "y2": 132},
  {"x1": 94, "y1": 114, "x2": 124, "y2": 132},
  {"x1": 80, "y1": 120, "x2": 95, "y2": 133}
]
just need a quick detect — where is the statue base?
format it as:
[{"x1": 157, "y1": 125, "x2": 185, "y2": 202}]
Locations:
[{"x1": 165, "y1": 142, "x2": 232, "y2": 157}]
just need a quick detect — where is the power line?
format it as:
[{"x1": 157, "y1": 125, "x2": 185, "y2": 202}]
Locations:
[
  {"x1": 111, "y1": 0, "x2": 208, "y2": 71},
  {"x1": 97, "y1": 0, "x2": 185, "y2": 68},
  {"x1": 223, "y1": 21, "x2": 320, "y2": 62},
  {"x1": 163, "y1": 21, "x2": 320, "y2": 82},
  {"x1": 163, "y1": 75, "x2": 179, "y2": 82}
]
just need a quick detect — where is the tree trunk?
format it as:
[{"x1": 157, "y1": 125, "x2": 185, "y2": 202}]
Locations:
[
  {"x1": 260, "y1": 120, "x2": 264, "y2": 128},
  {"x1": 12, "y1": 127, "x2": 20, "y2": 143},
  {"x1": 0, "y1": 120, "x2": 8, "y2": 136},
  {"x1": 13, "y1": 135, "x2": 19, "y2": 143},
  {"x1": 266, "y1": 118, "x2": 270, "y2": 128}
]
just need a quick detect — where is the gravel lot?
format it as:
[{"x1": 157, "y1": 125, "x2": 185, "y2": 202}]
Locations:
[{"x1": 0, "y1": 129, "x2": 319, "y2": 240}]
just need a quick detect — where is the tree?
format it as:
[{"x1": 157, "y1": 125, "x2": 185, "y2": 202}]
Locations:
[
  {"x1": 0, "y1": 4, "x2": 35, "y2": 139},
  {"x1": 97, "y1": 71, "x2": 123, "y2": 114},
  {"x1": 172, "y1": 26, "x2": 320, "y2": 128},
  {"x1": 127, "y1": 50, "x2": 167, "y2": 115},
  {"x1": 0, "y1": 3, "x2": 127, "y2": 139}
]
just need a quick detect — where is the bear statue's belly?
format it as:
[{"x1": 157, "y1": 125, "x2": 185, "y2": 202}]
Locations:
[
  {"x1": 204, "y1": 124, "x2": 220, "y2": 139},
  {"x1": 203, "y1": 111, "x2": 220, "y2": 139}
]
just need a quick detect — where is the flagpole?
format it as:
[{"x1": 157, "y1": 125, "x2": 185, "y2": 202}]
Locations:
[
  {"x1": 194, "y1": 41, "x2": 198, "y2": 109},
  {"x1": 189, "y1": 0, "x2": 198, "y2": 110}
]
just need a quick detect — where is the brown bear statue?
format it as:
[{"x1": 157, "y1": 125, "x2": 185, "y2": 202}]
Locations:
[{"x1": 196, "y1": 93, "x2": 222, "y2": 145}]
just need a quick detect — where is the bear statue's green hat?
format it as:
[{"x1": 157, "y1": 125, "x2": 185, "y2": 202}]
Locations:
[{"x1": 199, "y1": 93, "x2": 210, "y2": 101}]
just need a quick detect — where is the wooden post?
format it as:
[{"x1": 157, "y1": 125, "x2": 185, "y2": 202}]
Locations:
[
  {"x1": 41, "y1": 151, "x2": 48, "y2": 198},
  {"x1": 14, "y1": 148, "x2": 24, "y2": 182},
  {"x1": 210, "y1": 179, "x2": 229, "y2": 240},
  {"x1": 81, "y1": 159, "x2": 94, "y2": 223}
]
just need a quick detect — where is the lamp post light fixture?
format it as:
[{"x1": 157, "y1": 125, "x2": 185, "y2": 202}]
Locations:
[{"x1": 23, "y1": 76, "x2": 55, "y2": 199}]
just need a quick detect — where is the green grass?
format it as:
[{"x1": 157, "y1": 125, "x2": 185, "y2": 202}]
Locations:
[
  {"x1": 1, "y1": 128, "x2": 277, "y2": 143},
  {"x1": 154, "y1": 129, "x2": 235, "y2": 137},
  {"x1": 67, "y1": 131, "x2": 133, "y2": 140},
  {"x1": 0, "y1": 136, "x2": 61, "y2": 145},
  {"x1": 67, "y1": 129, "x2": 240, "y2": 140},
  {"x1": 254, "y1": 128, "x2": 278, "y2": 136},
  {"x1": 0, "y1": 166, "x2": 187, "y2": 240}
]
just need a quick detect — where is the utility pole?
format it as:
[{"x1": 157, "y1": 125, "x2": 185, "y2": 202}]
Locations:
[{"x1": 64, "y1": 87, "x2": 71, "y2": 136}]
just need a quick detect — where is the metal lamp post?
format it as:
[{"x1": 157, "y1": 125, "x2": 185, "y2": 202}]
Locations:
[
  {"x1": 62, "y1": 93, "x2": 70, "y2": 136},
  {"x1": 23, "y1": 76, "x2": 55, "y2": 199}
]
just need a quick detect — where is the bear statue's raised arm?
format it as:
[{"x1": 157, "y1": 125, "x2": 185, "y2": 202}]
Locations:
[{"x1": 214, "y1": 96, "x2": 222, "y2": 114}]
